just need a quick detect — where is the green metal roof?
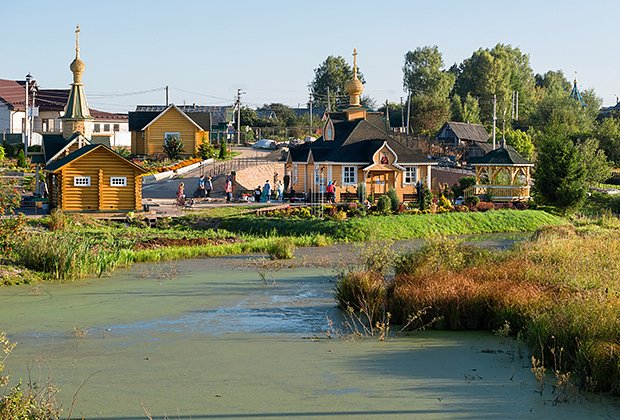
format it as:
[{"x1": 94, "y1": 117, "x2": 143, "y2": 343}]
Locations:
[
  {"x1": 471, "y1": 145, "x2": 532, "y2": 166},
  {"x1": 61, "y1": 83, "x2": 93, "y2": 120}
]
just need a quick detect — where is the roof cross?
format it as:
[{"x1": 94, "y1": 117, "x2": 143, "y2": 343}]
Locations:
[
  {"x1": 352, "y1": 48, "x2": 358, "y2": 78},
  {"x1": 75, "y1": 25, "x2": 80, "y2": 57}
]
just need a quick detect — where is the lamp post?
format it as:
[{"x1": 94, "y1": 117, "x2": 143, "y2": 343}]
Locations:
[{"x1": 24, "y1": 73, "x2": 32, "y2": 156}]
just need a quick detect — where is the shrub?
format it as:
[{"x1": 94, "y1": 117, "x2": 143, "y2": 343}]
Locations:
[
  {"x1": 454, "y1": 204, "x2": 469, "y2": 212},
  {"x1": 163, "y1": 135, "x2": 184, "y2": 160},
  {"x1": 420, "y1": 187, "x2": 433, "y2": 210},
  {"x1": 0, "y1": 144, "x2": 4, "y2": 161},
  {"x1": 387, "y1": 188, "x2": 400, "y2": 212},
  {"x1": 451, "y1": 176, "x2": 476, "y2": 198},
  {"x1": 16, "y1": 149, "x2": 28, "y2": 168},
  {"x1": 198, "y1": 140, "x2": 216, "y2": 160},
  {"x1": 438, "y1": 194, "x2": 452, "y2": 209},
  {"x1": 377, "y1": 195, "x2": 391, "y2": 214},
  {"x1": 113, "y1": 146, "x2": 131, "y2": 158},
  {"x1": 48, "y1": 208, "x2": 67, "y2": 231},
  {"x1": 218, "y1": 142, "x2": 228, "y2": 159},
  {"x1": 332, "y1": 210, "x2": 347, "y2": 221},
  {"x1": 464, "y1": 195, "x2": 480, "y2": 206},
  {"x1": 267, "y1": 238, "x2": 295, "y2": 259},
  {"x1": 357, "y1": 182, "x2": 366, "y2": 203}
]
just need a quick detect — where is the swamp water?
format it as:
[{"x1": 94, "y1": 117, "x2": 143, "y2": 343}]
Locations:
[{"x1": 1, "y1": 239, "x2": 619, "y2": 419}]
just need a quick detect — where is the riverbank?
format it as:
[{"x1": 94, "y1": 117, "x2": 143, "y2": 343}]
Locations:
[{"x1": 1, "y1": 209, "x2": 566, "y2": 285}]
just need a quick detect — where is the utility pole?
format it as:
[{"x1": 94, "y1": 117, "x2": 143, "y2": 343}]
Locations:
[
  {"x1": 309, "y1": 92, "x2": 313, "y2": 137},
  {"x1": 327, "y1": 87, "x2": 331, "y2": 112},
  {"x1": 400, "y1": 96, "x2": 404, "y2": 132},
  {"x1": 165, "y1": 86, "x2": 169, "y2": 106},
  {"x1": 515, "y1": 91, "x2": 519, "y2": 121},
  {"x1": 24, "y1": 73, "x2": 31, "y2": 156},
  {"x1": 406, "y1": 91, "x2": 412, "y2": 135},
  {"x1": 385, "y1": 99, "x2": 390, "y2": 129},
  {"x1": 235, "y1": 88, "x2": 244, "y2": 145},
  {"x1": 492, "y1": 94, "x2": 497, "y2": 150}
]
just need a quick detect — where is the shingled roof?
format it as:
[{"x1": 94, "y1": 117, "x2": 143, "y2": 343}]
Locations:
[
  {"x1": 45, "y1": 143, "x2": 147, "y2": 173},
  {"x1": 437, "y1": 121, "x2": 489, "y2": 143},
  {"x1": 128, "y1": 105, "x2": 211, "y2": 131},
  {"x1": 289, "y1": 112, "x2": 432, "y2": 165},
  {"x1": 470, "y1": 145, "x2": 532, "y2": 166}
]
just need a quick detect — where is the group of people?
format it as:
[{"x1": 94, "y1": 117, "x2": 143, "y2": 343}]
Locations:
[
  {"x1": 176, "y1": 172, "x2": 338, "y2": 206},
  {"x1": 253, "y1": 179, "x2": 285, "y2": 203}
]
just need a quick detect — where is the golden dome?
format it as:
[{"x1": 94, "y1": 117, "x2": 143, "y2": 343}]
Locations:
[
  {"x1": 70, "y1": 25, "x2": 85, "y2": 83},
  {"x1": 345, "y1": 48, "x2": 363, "y2": 107}
]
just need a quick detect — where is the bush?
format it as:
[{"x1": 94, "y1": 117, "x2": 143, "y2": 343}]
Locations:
[
  {"x1": 163, "y1": 135, "x2": 184, "y2": 160},
  {"x1": 464, "y1": 195, "x2": 480, "y2": 206},
  {"x1": 420, "y1": 187, "x2": 433, "y2": 210},
  {"x1": 476, "y1": 201, "x2": 494, "y2": 212},
  {"x1": 387, "y1": 188, "x2": 400, "y2": 212},
  {"x1": 377, "y1": 195, "x2": 391, "y2": 214},
  {"x1": 48, "y1": 209, "x2": 67, "y2": 231},
  {"x1": 0, "y1": 144, "x2": 4, "y2": 161},
  {"x1": 451, "y1": 176, "x2": 476, "y2": 198},
  {"x1": 16, "y1": 149, "x2": 28, "y2": 168},
  {"x1": 218, "y1": 142, "x2": 228, "y2": 159},
  {"x1": 198, "y1": 140, "x2": 216, "y2": 160},
  {"x1": 267, "y1": 238, "x2": 295, "y2": 259}
]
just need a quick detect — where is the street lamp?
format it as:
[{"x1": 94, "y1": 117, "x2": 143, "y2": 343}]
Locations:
[{"x1": 24, "y1": 73, "x2": 32, "y2": 155}]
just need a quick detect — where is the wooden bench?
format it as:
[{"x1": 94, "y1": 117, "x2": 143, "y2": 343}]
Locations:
[
  {"x1": 403, "y1": 193, "x2": 418, "y2": 202},
  {"x1": 339, "y1": 192, "x2": 358, "y2": 202}
]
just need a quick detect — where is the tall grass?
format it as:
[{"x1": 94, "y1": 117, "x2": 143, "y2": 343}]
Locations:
[{"x1": 337, "y1": 229, "x2": 620, "y2": 395}]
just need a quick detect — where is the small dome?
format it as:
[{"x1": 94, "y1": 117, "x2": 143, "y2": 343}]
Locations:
[
  {"x1": 70, "y1": 57, "x2": 85, "y2": 83},
  {"x1": 345, "y1": 77, "x2": 363, "y2": 96}
]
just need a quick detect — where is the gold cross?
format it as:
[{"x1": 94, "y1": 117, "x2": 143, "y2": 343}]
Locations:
[
  {"x1": 75, "y1": 25, "x2": 80, "y2": 54},
  {"x1": 353, "y1": 48, "x2": 358, "y2": 77}
]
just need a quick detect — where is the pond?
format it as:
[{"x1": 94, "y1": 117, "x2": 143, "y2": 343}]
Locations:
[{"x1": 1, "y1": 237, "x2": 619, "y2": 419}]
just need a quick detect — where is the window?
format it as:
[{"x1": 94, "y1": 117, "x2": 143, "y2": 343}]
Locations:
[
  {"x1": 94, "y1": 124, "x2": 100, "y2": 133},
  {"x1": 342, "y1": 166, "x2": 357, "y2": 185},
  {"x1": 113, "y1": 124, "x2": 120, "y2": 132},
  {"x1": 103, "y1": 124, "x2": 110, "y2": 132},
  {"x1": 404, "y1": 166, "x2": 417, "y2": 184},
  {"x1": 74, "y1": 176, "x2": 91, "y2": 186},
  {"x1": 42, "y1": 118, "x2": 54, "y2": 132},
  {"x1": 110, "y1": 176, "x2": 127, "y2": 187},
  {"x1": 165, "y1": 132, "x2": 181, "y2": 143}
]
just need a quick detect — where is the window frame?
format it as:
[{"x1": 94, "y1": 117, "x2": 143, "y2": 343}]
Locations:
[
  {"x1": 73, "y1": 176, "x2": 91, "y2": 187},
  {"x1": 113, "y1": 124, "x2": 120, "y2": 132},
  {"x1": 110, "y1": 176, "x2": 127, "y2": 187},
  {"x1": 164, "y1": 132, "x2": 181, "y2": 143},
  {"x1": 403, "y1": 166, "x2": 417, "y2": 185},
  {"x1": 93, "y1": 123, "x2": 101, "y2": 133},
  {"x1": 342, "y1": 166, "x2": 357, "y2": 186},
  {"x1": 103, "y1": 123, "x2": 110, "y2": 132}
]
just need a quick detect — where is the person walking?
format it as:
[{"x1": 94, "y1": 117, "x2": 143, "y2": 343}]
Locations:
[
  {"x1": 330, "y1": 180, "x2": 338, "y2": 203},
  {"x1": 176, "y1": 182, "x2": 186, "y2": 206},
  {"x1": 254, "y1": 185, "x2": 262, "y2": 203},
  {"x1": 276, "y1": 180, "x2": 284, "y2": 202},
  {"x1": 205, "y1": 176, "x2": 213, "y2": 198},
  {"x1": 195, "y1": 175, "x2": 206, "y2": 199},
  {"x1": 225, "y1": 176, "x2": 233, "y2": 202},
  {"x1": 262, "y1": 180, "x2": 271, "y2": 203}
]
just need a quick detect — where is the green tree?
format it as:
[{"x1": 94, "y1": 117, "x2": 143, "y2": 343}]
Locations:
[
  {"x1": 261, "y1": 103, "x2": 298, "y2": 126},
  {"x1": 575, "y1": 137, "x2": 612, "y2": 185},
  {"x1": 451, "y1": 93, "x2": 481, "y2": 124},
  {"x1": 197, "y1": 138, "x2": 216, "y2": 160},
  {"x1": 403, "y1": 46, "x2": 455, "y2": 99},
  {"x1": 239, "y1": 106, "x2": 258, "y2": 127},
  {"x1": 377, "y1": 102, "x2": 405, "y2": 129},
  {"x1": 310, "y1": 55, "x2": 364, "y2": 110},
  {"x1": 410, "y1": 95, "x2": 451, "y2": 135},
  {"x1": 403, "y1": 46, "x2": 454, "y2": 135},
  {"x1": 16, "y1": 149, "x2": 27, "y2": 168},
  {"x1": 455, "y1": 44, "x2": 536, "y2": 124},
  {"x1": 163, "y1": 135, "x2": 184, "y2": 160},
  {"x1": 533, "y1": 131, "x2": 587, "y2": 212},
  {"x1": 593, "y1": 117, "x2": 620, "y2": 166},
  {"x1": 504, "y1": 129, "x2": 534, "y2": 159},
  {"x1": 218, "y1": 142, "x2": 228, "y2": 159}
]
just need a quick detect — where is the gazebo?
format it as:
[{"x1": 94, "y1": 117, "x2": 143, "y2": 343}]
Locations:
[{"x1": 467, "y1": 145, "x2": 533, "y2": 202}]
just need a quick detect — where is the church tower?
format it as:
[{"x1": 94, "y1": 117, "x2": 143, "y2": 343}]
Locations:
[
  {"x1": 61, "y1": 25, "x2": 94, "y2": 140},
  {"x1": 343, "y1": 48, "x2": 367, "y2": 121}
]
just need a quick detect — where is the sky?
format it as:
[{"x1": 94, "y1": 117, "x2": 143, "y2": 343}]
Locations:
[{"x1": 2, "y1": 0, "x2": 618, "y2": 113}]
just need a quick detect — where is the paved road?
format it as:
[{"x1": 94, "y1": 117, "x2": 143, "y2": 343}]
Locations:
[{"x1": 142, "y1": 147, "x2": 275, "y2": 200}]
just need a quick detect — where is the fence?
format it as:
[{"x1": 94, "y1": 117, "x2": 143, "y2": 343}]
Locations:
[
  {"x1": 464, "y1": 185, "x2": 530, "y2": 201},
  {"x1": 204, "y1": 157, "x2": 273, "y2": 179}
]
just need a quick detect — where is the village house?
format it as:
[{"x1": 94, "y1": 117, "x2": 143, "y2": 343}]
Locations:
[
  {"x1": 286, "y1": 49, "x2": 436, "y2": 203},
  {"x1": 0, "y1": 79, "x2": 129, "y2": 147},
  {"x1": 128, "y1": 104, "x2": 210, "y2": 157},
  {"x1": 436, "y1": 121, "x2": 493, "y2": 163},
  {"x1": 41, "y1": 25, "x2": 146, "y2": 212}
]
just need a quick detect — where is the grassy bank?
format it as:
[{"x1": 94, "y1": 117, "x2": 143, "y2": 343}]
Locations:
[
  {"x1": 336, "y1": 225, "x2": 620, "y2": 395},
  {"x1": 220, "y1": 210, "x2": 567, "y2": 241}
]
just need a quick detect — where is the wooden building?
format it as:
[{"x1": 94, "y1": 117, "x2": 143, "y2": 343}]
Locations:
[
  {"x1": 45, "y1": 144, "x2": 147, "y2": 212},
  {"x1": 436, "y1": 121, "x2": 493, "y2": 163},
  {"x1": 286, "y1": 49, "x2": 436, "y2": 203},
  {"x1": 129, "y1": 104, "x2": 210, "y2": 157},
  {"x1": 467, "y1": 144, "x2": 533, "y2": 202}
]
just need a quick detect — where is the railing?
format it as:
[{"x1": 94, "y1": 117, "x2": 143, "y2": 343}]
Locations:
[
  {"x1": 463, "y1": 185, "x2": 530, "y2": 201},
  {"x1": 204, "y1": 157, "x2": 273, "y2": 179}
]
